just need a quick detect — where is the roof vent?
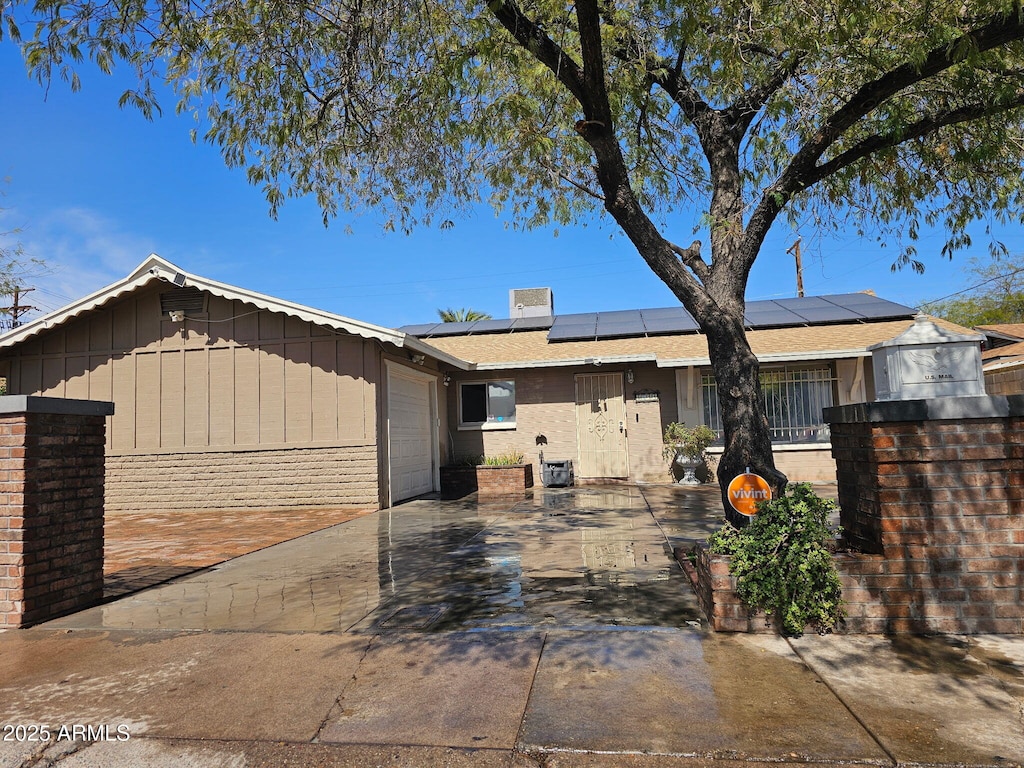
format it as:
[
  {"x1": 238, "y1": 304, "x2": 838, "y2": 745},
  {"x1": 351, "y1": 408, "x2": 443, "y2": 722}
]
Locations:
[
  {"x1": 160, "y1": 286, "x2": 206, "y2": 316},
  {"x1": 510, "y1": 288, "x2": 553, "y2": 319}
]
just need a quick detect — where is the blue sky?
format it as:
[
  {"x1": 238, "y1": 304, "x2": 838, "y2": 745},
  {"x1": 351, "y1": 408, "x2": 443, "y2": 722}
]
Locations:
[{"x1": 0, "y1": 40, "x2": 1006, "y2": 330}]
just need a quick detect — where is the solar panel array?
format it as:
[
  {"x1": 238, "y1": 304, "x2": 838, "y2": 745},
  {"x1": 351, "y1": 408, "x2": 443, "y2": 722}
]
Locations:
[{"x1": 397, "y1": 293, "x2": 915, "y2": 342}]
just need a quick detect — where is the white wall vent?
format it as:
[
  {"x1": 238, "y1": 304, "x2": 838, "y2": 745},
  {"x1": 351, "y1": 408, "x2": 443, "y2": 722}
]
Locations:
[{"x1": 509, "y1": 288, "x2": 554, "y2": 318}]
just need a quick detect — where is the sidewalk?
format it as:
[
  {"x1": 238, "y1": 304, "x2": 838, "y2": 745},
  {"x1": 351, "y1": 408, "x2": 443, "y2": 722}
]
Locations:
[
  {"x1": 0, "y1": 486, "x2": 1020, "y2": 767},
  {"x1": 0, "y1": 627, "x2": 1021, "y2": 767}
]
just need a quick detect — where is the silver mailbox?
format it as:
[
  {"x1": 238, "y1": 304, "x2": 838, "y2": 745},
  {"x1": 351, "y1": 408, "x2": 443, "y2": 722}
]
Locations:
[{"x1": 869, "y1": 316, "x2": 985, "y2": 401}]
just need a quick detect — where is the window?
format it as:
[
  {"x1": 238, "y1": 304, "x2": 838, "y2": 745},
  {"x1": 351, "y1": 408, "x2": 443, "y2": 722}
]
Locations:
[
  {"x1": 701, "y1": 366, "x2": 836, "y2": 444},
  {"x1": 459, "y1": 380, "x2": 516, "y2": 428}
]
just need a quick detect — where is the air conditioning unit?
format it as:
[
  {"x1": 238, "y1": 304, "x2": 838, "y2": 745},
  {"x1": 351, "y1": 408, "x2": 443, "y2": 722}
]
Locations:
[{"x1": 509, "y1": 288, "x2": 554, "y2": 319}]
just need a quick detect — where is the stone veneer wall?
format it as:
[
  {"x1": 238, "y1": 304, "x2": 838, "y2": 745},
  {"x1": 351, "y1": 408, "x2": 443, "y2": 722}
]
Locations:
[
  {"x1": 0, "y1": 396, "x2": 113, "y2": 628},
  {"x1": 105, "y1": 445, "x2": 379, "y2": 511},
  {"x1": 825, "y1": 396, "x2": 1023, "y2": 634}
]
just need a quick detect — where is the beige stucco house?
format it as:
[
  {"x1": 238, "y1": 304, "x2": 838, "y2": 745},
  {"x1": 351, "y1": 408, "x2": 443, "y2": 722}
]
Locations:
[
  {"x1": 0, "y1": 255, "x2": 464, "y2": 511},
  {"x1": 0, "y1": 257, "x2": 969, "y2": 511},
  {"x1": 400, "y1": 293, "x2": 958, "y2": 485}
]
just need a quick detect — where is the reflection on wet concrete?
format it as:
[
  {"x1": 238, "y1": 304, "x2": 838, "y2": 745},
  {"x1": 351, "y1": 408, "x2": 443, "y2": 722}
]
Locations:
[{"x1": 44, "y1": 486, "x2": 702, "y2": 633}]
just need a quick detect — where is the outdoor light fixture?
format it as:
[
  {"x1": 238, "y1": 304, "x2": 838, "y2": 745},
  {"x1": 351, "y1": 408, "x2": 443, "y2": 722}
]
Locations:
[
  {"x1": 443, "y1": 373, "x2": 451, "y2": 387},
  {"x1": 168, "y1": 310, "x2": 185, "y2": 322},
  {"x1": 626, "y1": 368, "x2": 634, "y2": 384},
  {"x1": 410, "y1": 353, "x2": 426, "y2": 365}
]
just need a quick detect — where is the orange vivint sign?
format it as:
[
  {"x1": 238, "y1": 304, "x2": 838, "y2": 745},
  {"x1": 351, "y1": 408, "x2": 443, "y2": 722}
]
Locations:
[{"x1": 727, "y1": 472, "x2": 772, "y2": 517}]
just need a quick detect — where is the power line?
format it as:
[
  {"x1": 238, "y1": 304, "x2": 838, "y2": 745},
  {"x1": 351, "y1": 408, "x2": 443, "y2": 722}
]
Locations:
[{"x1": 921, "y1": 264, "x2": 1024, "y2": 306}]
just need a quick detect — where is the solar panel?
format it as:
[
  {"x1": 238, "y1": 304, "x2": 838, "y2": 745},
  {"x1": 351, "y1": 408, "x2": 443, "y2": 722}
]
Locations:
[
  {"x1": 422, "y1": 320, "x2": 480, "y2": 337},
  {"x1": 742, "y1": 301, "x2": 806, "y2": 327},
  {"x1": 466, "y1": 318, "x2": 516, "y2": 333},
  {"x1": 791, "y1": 306, "x2": 862, "y2": 323},
  {"x1": 594, "y1": 310, "x2": 646, "y2": 339},
  {"x1": 511, "y1": 315, "x2": 555, "y2": 331},
  {"x1": 640, "y1": 307, "x2": 700, "y2": 334},
  {"x1": 825, "y1": 293, "x2": 915, "y2": 319},
  {"x1": 547, "y1": 322, "x2": 597, "y2": 341},
  {"x1": 398, "y1": 323, "x2": 441, "y2": 337}
]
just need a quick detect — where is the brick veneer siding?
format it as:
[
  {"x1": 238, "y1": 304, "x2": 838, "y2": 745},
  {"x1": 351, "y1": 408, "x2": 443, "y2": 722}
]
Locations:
[
  {"x1": 0, "y1": 396, "x2": 113, "y2": 628},
  {"x1": 105, "y1": 445, "x2": 379, "y2": 511},
  {"x1": 475, "y1": 464, "x2": 534, "y2": 498},
  {"x1": 825, "y1": 396, "x2": 1024, "y2": 635}
]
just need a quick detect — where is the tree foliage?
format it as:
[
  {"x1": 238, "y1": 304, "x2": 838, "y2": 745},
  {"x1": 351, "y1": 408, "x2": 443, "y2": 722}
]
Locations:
[
  {"x1": 922, "y1": 254, "x2": 1024, "y2": 326},
  {"x1": 437, "y1": 307, "x2": 493, "y2": 322},
  {"x1": 7, "y1": 0, "x2": 1024, "y2": 501}
]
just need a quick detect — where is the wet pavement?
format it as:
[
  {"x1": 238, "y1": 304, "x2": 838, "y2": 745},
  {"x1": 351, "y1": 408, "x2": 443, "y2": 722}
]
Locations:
[
  {"x1": 50, "y1": 486, "x2": 709, "y2": 634},
  {"x1": 103, "y1": 506, "x2": 372, "y2": 598},
  {"x1": 2, "y1": 484, "x2": 1022, "y2": 767}
]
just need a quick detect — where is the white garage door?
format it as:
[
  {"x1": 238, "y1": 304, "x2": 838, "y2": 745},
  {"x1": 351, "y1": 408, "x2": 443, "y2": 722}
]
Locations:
[{"x1": 388, "y1": 369, "x2": 436, "y2": 503}]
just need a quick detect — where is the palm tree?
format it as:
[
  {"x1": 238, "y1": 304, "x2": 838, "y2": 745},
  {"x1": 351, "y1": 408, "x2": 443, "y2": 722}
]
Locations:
[{"x1": 437, "y1": 307, "x2": 492, "y2": 323}]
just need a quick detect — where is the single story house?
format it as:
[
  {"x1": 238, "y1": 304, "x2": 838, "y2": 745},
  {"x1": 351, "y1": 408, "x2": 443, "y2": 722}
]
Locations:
[
  {"x1": 977, "y1": 323, "x2": 1024, "y2": 395},
  {"x1": 399, "y1": 291, "x2": 960, "y2": 485},
  {"x1": 0, "y1": 255, "x2": 466, "y2": 511},
  {"x1": 0, "y1": 256, "x2": 970, "y2": 510}
]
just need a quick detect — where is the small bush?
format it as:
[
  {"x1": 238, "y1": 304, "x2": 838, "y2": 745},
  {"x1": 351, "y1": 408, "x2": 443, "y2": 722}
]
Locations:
[
  {"x1": 708, "y1": 483, "x2": 844, "y2": 637},
  {"x1": 482, "y1": 450, "x2": 525, "y2": 466}
]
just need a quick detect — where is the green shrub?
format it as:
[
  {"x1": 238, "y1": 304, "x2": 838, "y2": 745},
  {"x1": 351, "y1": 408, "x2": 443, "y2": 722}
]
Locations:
[
  {"x1": 482, "y1": 450, "x2": 525, "y2": 466},
  {"x1": 708, "y1": 483, "x2": 844, "y2": 637}
]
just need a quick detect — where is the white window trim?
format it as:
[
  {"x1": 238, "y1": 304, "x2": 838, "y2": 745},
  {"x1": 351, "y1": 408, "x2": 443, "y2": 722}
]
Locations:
[{"x1": 457, "y1": 378, "x2": 517, "y2": 431}]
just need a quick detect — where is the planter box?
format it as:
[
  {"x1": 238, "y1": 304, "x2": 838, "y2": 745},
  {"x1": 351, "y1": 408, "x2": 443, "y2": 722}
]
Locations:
[
  {"x1": 677, "y1": 545, "x2": 775, "y2": 633},
  {"x1": 440, "y1": 465, "x2": 478, "y2": 500},
  {"x1": 476, "y1": 464, "x2": 534, "y2": 498}
]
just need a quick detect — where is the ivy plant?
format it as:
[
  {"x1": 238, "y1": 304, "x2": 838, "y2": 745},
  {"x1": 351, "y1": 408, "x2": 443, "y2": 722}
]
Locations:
[{"x1": 708, "y1": 483, "x2": 845, "y2": 637}]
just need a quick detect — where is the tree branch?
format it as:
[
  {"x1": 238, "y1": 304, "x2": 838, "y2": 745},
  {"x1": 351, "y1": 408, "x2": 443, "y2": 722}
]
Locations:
[
  {"x1": 723, "y1": 53, "x2": 803, "y2": 136},
  {"x1": 782, "y1": 10, "x2": 1024, "y2": 195},
  {"x1": 485, "y1": 0, "x2": 589, "y2": 110},
  {"x1": 669, "y1": 240, "x2": 709, "y2": 283},
  {"x1": 739, "y1": 9, "x2": 1024, "y2": 276},
  {"x1": 807, "y1": 91, "x2": 1024, "y2": 185}
]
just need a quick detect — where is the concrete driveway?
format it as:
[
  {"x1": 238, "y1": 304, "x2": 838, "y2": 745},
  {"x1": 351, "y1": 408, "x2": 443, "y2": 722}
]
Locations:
[
  {"x1": 48, "y1": 485, "x2": 711, "y2": 633},
  {"x1": 3, "y1": 484, "x2": 1023, "y2": 767}
]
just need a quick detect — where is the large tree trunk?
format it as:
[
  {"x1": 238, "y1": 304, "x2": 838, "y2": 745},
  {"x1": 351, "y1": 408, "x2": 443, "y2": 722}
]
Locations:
[{"x1": 698, "y1": 301, "x2": 788, "y2": 524}]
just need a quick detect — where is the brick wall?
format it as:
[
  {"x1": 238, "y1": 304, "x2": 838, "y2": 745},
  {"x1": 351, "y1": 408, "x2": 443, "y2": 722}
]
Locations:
[
  {"x1": 476, "y1": 464, "x2": 534, "y2": 498},
  {"x1": 0, "y1": 397, "x2": 112, "y2": 628},
  {"x1": 826, "y1": 396, "x2": 1023, "y2": 634},
  {"x1": 105, "y1": 445, "x2": 379, "y2": 511}
]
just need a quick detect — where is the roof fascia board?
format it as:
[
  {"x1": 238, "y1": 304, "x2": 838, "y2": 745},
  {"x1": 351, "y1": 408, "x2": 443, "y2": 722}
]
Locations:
[
  {"x1": 474, "y1": 353, "x2": 658, "y2": 371},
  {"x1": 656, "y1": 348, "x2": 871, "y2": 368},
  {"x1": 0, "y1": 266, "x2": 162, "y2": 351},
  {"x1": 403, "y1": 337, "x2": 471, "y2": 370}
]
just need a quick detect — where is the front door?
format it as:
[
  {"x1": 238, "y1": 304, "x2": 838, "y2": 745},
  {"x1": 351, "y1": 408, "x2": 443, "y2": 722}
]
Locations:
[{"x1": 574, "y1": 373, "x2": 629, "y2": 478}]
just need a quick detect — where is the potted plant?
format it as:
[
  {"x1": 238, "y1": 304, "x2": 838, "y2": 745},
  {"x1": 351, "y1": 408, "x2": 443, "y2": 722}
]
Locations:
[
  {"x1": 662, "y1": 422, "x2": 716, "y2": 484},
  {"x1": 476, "y1": 449, "x2": 534, "y2": 496},
  {"x1": 440, "y1": 454, "x2": 483, "y2": 499}
]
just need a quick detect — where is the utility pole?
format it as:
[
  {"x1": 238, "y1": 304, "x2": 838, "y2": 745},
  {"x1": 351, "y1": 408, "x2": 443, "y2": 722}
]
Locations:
[
  {"x1": 786, "y1": 238, "x2": 804, "y2": 298},
  {"x1": 0, "y1": 287, "x2": 38, "y2": 329}
]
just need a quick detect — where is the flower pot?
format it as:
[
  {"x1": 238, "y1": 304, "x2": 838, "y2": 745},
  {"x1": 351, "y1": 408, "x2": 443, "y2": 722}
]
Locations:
[{"x1": 674, "y1": 453, "x2": 702, "y2": 485}]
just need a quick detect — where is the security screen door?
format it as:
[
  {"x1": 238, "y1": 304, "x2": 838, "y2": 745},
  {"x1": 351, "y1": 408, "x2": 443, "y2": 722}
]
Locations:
[{"x1": 574, "y1": 373, "x2": 629, "y2": 478}]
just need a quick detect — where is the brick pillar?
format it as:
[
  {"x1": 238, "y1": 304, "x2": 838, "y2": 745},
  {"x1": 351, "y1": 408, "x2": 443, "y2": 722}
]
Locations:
[
  {"x1": 0, "y1": 396, "x2": 114, "y2": 628},
  {"x1": 825, "y1": 396, "x2": 1024, "y2": 634}
]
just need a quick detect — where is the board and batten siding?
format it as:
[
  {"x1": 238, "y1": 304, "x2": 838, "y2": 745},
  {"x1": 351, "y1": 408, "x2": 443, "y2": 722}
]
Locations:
[{"x1": 0, "y1": 284, "x2": 382, "y2": 509}]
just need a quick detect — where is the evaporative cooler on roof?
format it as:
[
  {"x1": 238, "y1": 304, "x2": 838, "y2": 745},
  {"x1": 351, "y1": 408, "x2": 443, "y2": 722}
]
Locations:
[{"x1": 510, "y1": 288, "x2": 554, "y2": 319}]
